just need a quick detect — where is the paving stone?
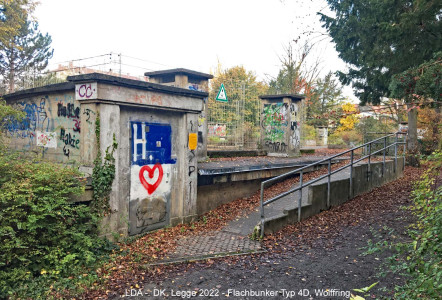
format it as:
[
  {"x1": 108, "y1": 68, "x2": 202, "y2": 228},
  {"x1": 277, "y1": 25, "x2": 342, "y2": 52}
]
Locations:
[{"x1": 160, "y1": 230, "x2": 262, "y2": 263}]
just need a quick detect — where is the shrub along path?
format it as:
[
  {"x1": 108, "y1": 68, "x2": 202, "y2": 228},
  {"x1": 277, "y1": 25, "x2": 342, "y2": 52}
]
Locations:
[{"x1": 83, "y1": 165, "x2": 422, "y2": 299}]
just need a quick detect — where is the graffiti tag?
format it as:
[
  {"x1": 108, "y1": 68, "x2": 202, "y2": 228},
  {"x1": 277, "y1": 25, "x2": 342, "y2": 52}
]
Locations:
[
  {"x1": 75, "y1": 83, "x2": 97, "y2": 100},
  {"x1": 139, "y1": 163, "x2": 164, "y2": 195}
]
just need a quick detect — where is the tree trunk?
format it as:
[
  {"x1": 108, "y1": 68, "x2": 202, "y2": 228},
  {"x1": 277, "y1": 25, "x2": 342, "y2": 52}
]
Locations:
[
  {"x1": 406, "y1": 107, "x2": 420, "y2": 167},
  {"x1": 9, "y1": 69, "x2": 15, "y2": 93},
  {"x1": 9, "y1": 49, "x2": 15, "y2": 93}
]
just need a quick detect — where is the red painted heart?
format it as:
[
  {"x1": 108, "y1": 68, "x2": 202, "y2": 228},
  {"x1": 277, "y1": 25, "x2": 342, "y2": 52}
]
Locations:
[{"x1": 139, "y1": 163, "x2": 163, "y2": 195}]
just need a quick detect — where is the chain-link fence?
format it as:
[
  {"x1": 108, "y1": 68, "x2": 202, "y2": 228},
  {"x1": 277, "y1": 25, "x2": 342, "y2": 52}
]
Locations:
[
  {"x1": 1, "y1": 53, "x2": 151, "y2": 95},
  {"x1": 207, "y1": 80, "x2": 263, "y2": 150}
]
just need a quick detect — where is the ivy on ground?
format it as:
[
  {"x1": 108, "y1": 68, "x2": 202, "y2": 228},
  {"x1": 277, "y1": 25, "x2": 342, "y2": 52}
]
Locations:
[{"x1": 384, "y1": 151, "x2": 441, "y2": 299}]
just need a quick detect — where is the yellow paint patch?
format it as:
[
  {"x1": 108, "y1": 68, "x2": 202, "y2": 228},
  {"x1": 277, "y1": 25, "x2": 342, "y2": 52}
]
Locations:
[{"x1": 188, "y1": 133, "x2": 197, "y2": 150}]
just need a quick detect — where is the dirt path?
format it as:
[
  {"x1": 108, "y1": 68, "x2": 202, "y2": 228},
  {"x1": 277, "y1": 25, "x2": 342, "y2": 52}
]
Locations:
[{"x1": 100, "y1": 166, "x2": 422, "y2": 299}]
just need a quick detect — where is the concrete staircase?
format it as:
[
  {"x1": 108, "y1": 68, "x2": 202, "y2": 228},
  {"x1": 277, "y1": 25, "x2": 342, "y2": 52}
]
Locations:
[
  {"x1": 260, "y1": 158, "x2": 405, "y2": 235},
  {"x1": 222, "y1": 158, "x2": 405, "y2": 236}
]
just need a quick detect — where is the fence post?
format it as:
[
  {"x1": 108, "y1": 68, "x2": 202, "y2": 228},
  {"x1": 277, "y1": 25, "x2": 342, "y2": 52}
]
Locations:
[
  {"x1": 327, "y1": 159, "x2": 331, "y2": 208},
  {"x1": 403, "y1": 134, "x2": 406, "y2": 157},
  {"x1": 298, "y1": 170, "x2": 303, "y2": 222},
  {"x1": 260, "y1": 183, "x2": 265, "y2": 238},
  {"x1": 403, "y1": 134, "x2": 407, "y2": 171},
  {"x1": 349, "y1": 150, "x2": 354, "y2": 199},
  {"x1": 383, "y1": 136, "x2": 386, "y2": 177},
  {"x1": 368, "y1": 142, "x2": 372, "y2": 181},
  {"x1": 394, "y1": 133, "x2": 398, "y2": 173}
]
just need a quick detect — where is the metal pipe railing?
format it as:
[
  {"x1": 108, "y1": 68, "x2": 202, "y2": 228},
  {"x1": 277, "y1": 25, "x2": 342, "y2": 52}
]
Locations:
[{"x1": 259, "y1": 132, "x2": 407, "y2": 237}]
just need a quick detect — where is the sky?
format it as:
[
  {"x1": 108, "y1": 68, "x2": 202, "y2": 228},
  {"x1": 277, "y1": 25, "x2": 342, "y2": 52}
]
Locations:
[{"x1": 34, "y1": 0, "x2": 356, "y2": 100}]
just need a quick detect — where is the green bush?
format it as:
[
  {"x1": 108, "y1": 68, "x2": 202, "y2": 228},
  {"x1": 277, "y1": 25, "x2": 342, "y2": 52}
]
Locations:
[
  {"x1": 328, "y1": 133, "x2": 346, "y2": 147},
  {"x1": 208, "y1": 136, "x2": 221, "y2": 144},
  {"x1": 300, "y1": 149, "x2": 315, "y2": 154},
  {"x1": 386, "y1": 151, "x2": 441, "y2": 299},
  {"x1": 328, "y1": 130, "x2": 362, "y2": 147},
  {"x1": 339, "y1": 130, "x2": 362, "y2": 146},
  {"x1": 301, "y1": 124, "x2": 316, "y2": 140},
  {"x1": 0, "y1": 151, "x2": 112, "y2": 298}
]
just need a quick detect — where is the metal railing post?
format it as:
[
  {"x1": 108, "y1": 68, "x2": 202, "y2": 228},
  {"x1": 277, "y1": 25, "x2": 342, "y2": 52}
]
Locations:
[
  {"x1": 298, "y1": 170, "x2": 303, "y2": 222},
  {"x1": 403, "y1": 134, "x2": 407, "y2": 171},
  {"x1": 260, "y1": 183, "x2": 265, "y2": 238},
  {"x1": 368, "y1": 142, "x2": 372, "y2": 181},
  {"x1": 403, "y1": 134, "x2": 406, "y2": 156},
  {"x1": 394, "y1": 133, "x2": 398, "y2": 173},
  {"x1": 327, "y1": 159, "x2": 331, "y2": 208},
  {"x1": 258, "y1": 132, "x2": 399, "y2": 237},
  {"x1": 382, "y1": 136, "x2": 386, "y2": 177},
  {"x1": 349, "y1": 150, "x2": 354, "y2": 199}
]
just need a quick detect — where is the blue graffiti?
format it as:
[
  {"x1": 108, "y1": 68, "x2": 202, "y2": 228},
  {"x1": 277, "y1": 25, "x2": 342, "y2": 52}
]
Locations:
[
  {"x1": 131, "y1": 122, "x2": 176, "y2": 166},
  {"x1": 55, "y1": 94, "x2": 74, "y2": 104},
  {"x1": 188, "y1": 84, "x2": 204, "y2": 92},
  {"x1": 6, "y1": 97, "x2": 49, "y2": 139}
]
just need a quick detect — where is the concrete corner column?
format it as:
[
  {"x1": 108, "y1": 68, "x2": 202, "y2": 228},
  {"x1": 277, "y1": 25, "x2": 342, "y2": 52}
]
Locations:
[
  {"x1": 288, "y1": 99, "x2": 302, "y2": 156},
  {"x1": 315, "y1": 126, "x2": 328, "y2": 146},
  {"x1": 175, "y1": 74, "x2": 188, "y2": 88},
  {"x1": 184, "y1": 112, "x2": 199, "y2": 222},
  {"x1": 197, "y1": 100, "x2": 208, "y2": 162},
  {"x1": 79, "y1": 103, "x2": 98, "y2": 167},
  {"x1": 98, "y1": 103, "x2": 123, "y2": 236}
]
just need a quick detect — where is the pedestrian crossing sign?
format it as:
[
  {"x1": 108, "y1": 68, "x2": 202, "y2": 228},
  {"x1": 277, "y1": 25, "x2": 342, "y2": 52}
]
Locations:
[{"x1": 216, "y1": 83, "x2": 228, "y2": 102}]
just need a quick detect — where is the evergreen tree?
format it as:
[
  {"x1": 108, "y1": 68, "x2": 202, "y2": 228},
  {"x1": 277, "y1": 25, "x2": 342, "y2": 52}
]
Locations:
[
  {"x1": 319, "y1": 0, "x2": 441, "y2": 165},
  {"x1": 0, "y1": 0, "x2": 52, "y2": 93},
  {"x1": 319, "y1": 0, "x2": 441, "y2": 104}
]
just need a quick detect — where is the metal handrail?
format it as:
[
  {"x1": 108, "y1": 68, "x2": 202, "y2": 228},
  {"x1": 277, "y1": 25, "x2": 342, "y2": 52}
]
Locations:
[{"x1": 259, "y1": 132, "x2": 407, "y2": 237}]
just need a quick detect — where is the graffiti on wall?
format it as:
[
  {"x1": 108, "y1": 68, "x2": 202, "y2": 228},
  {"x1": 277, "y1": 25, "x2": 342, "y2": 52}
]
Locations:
[
  {"x1": 198, "y1": 112, "x2": 205, "y2": 147},
  {"x1": 5, "y1": 94, "x2": 95, "y2": 161},
  {"x1": 6, "y1": 97, "x2": 50, "y2": 141},
  {"x1": 75, "y1": 83, "x2": 97, "y2": 100},
  {"x1": 261, "y1": 103, "x2": 289, "y2": 152},
  {"x1": 208, "y1": 124, "x2": 227, "y2": 137},
  {"x1": 128, "y1": 92, "x2": 163, "y2": 106},
  {"x1": 36, "y1": 131, "x2": 57, "y2": 148},
  {"x1": 289, "y1": 103, "x2": 300, "y2": 149},
  {"x1": 130, "y1": 122, "x2": 176, "y2": 234},
  {"x1": 188, "y1": 84, "x2": 203, "y2": 92},
  {"x1": 265, "y1": 141, "x2": 287, "y2": 152},
  {"x1": 188, "y1": 84, "x2": 207, "y2": 150},
  {"x1": 83, "y1": 108, "x2": 96, "y2": 124},
  {"x1": 186, "y1": 118, "x2": 198, "y2": 215}
]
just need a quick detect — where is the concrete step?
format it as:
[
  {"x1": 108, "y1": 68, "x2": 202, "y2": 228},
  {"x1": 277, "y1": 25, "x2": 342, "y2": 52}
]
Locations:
[{"x1": 223, "y1": 183, "x2": 311, "y2": 236}]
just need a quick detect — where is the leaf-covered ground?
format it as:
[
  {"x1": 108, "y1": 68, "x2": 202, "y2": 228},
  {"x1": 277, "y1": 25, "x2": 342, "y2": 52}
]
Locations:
[{"x1": 80, "y1": 165, "x2": 421, "y2": 299}]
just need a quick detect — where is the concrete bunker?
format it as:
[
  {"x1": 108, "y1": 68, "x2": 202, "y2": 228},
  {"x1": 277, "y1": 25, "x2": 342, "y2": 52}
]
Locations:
[
  {"x1": 3, "y1": 73, "x2": 207, "y2": 236},
  {"x1": 145, "y1": 68, "x2": 213, "y2": 162},
  {"x1": 259, "y1": 94, "x2": 304, "y2": 157}
]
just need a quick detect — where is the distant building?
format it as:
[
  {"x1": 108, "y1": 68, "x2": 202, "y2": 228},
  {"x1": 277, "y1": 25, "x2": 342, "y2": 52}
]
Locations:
[{"x1": 357, "y1": 103, "x2": 398, "y2": 120}]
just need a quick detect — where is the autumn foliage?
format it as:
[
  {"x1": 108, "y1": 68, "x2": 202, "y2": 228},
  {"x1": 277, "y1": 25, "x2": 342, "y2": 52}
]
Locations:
[{"x1": 336, "y1": 102, "x2": 359, "y2": 132}]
